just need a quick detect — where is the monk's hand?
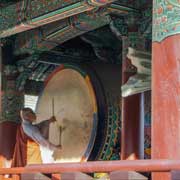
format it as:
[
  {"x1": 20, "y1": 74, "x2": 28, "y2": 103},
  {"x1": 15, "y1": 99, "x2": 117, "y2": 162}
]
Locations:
[
  {"x1": 49, "y1": 116, "x2": 57, "y2": 123},
  {"x1": 56, "y1": 145, "x2": 62, "y2": 150},
  {"x1": 53, "y1": 145, "x2": 62, "y2": 156},
  {"x1": 52, "y1": 146, "x2": 62, "y2": 160}
]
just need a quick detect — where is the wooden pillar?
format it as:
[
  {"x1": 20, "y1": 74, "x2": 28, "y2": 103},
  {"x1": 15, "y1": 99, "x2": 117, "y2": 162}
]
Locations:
[
  {"x1": 121, "y1": 58, "x2": 144, "y2": 160},
  {"x1": 0, "y1": 43, "x2": 24, "y2": 168},
  {"x1": 121, "y1": 34, "x2": 145, "y2": 160},
  {"x1": 110, "y1": 17, "x2": 146, "y2": 160},
  {"x1": 152, "y1": 35, "x2": 180, "y2": 179},
  {"x1": 152, "y1": 1, "x2": 180, "y2": 179},
  {"x1": 0, "y1": 46, "x2": 2, "y2": 168},
  {"x1": 0, "y1": 46, "x2": 2, "y2": 120}
]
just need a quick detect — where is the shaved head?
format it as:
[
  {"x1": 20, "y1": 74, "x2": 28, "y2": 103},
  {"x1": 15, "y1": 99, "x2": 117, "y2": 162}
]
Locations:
[{"x1": 20, "y1": 108, "x2": 36, "y2": 122}]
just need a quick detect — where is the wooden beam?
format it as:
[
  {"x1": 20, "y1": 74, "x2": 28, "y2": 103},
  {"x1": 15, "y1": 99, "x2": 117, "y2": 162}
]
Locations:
[{"x1": 0, "y1": 2, "x2": 139, "y2": 38}]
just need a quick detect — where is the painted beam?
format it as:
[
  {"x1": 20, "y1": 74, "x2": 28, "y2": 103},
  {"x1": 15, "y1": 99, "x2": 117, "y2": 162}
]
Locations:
[
  {"x1": 0, "y1": 2, "x2": 93, "y2": 38},
  {"x1": 0, "y1": 1, "x2": 140, "y2": 38},
  {"x1": 14, "y1": 12, "x2": 111, "y2": 54},
  {"x1": 0, "y1": 0, "x2": 115, "y2": 38},
  {"x1": 46, "y1": 13, "x2": 111, "y2": 45},
  {"x1": 108, "y1": 3, "x2": 140, "y2": 15},
  {"x1": 0, "y1": 1, "x2": 20, "y2": 8}
]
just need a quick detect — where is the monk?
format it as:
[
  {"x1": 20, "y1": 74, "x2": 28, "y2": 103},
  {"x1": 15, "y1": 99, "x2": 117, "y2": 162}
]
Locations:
[{"x1": 11, "y1": 107, "x2": 61, "y2": 167}]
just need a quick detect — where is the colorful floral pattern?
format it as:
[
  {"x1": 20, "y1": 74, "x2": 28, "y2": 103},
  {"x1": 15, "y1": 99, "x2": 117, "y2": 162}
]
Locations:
[{"x1": 153, "y1": 0, "x2": 180, "y2": 42}]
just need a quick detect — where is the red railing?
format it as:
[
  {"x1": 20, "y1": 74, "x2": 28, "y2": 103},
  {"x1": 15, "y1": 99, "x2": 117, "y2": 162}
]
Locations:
[{"x1": 0, "y1": 159, "x2": 180, "y2": 180}]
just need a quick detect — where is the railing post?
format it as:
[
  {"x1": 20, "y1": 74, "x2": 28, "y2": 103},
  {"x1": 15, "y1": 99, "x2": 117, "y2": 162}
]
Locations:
[
  {"x1": 12, "y1": 174, "x2": 20, "y2": 180},
  {"x1": 52, "y1": 174, "x2": 61, "y2": 180}
]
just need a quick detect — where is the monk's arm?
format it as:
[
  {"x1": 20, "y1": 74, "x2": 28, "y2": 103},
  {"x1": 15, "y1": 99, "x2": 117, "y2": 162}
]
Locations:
[
  {"x1": 32, "y1": 128, "x2": 59, "y2": 151},
  {"x1": 23, "y1": 125, "x2": 59, "y2": 151}
]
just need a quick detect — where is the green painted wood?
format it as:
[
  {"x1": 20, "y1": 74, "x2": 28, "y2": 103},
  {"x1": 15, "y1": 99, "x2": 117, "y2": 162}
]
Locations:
[{"x1": 153, "y1": 0, "x2": 180, "y2": 42}]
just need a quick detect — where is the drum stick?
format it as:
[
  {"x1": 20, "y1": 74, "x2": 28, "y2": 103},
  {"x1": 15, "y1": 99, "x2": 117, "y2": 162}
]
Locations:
[
  {"x1": 52, "y1": 97, "x2": 62, "y2": 146},
  {"x1": 52, "y1": 97, "x2": 54, "y2": 116},
  {"x1": 59, "y1": 126, "x2": 62, "y2": 146}
]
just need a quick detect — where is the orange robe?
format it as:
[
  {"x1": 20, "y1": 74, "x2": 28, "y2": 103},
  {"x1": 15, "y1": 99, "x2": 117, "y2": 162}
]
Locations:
[{"x1": 11, "y1": 125, "x2": 42, "y2": 167}]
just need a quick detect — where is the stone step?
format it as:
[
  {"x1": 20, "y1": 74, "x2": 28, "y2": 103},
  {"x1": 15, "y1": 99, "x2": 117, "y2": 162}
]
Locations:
[
  {"x1": 2, "y1": 171, "x2": 148, "y2": 180},
  {"x1": 110, "y1": 171, "x2": 148, "y2": 180},
  {"x1": 94, "y1": 171, "x2": 148, "y2": 180},
  {"x1": 21, "y1": 172, "x2": 93, "y2": 180}
]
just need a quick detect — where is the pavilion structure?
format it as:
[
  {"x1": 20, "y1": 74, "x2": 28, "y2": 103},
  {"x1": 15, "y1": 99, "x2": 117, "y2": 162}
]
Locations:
[{"x1": 0, "y1": 0, "x2": 180, "y2": 179}]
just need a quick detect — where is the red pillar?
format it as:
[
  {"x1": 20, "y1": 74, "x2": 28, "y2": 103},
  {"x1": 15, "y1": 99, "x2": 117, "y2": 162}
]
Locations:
[
  {"x1": 0, "y1": 122, "x2": 18, "y2": 167},
  {"x1": 0, "y1": 45, "x2": 23, "y2": 167},
  {"x1": 121, "y1": 58, "x2": 144, "y2": 160},
  {"x1": 120, "y1": 30, "x2": 145, "y2": 160},
  {"x1": 152, "y1": 36, "x2": 180, "y2": 179}
]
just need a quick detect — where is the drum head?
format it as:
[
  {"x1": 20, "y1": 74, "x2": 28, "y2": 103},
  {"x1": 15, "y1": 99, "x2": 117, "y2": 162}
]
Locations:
[{"x1": 36, "y1": 67, "x2": 97, "y2": 162}]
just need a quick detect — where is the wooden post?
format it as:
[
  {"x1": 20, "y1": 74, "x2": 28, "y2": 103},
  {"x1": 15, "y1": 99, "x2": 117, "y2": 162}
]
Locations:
[
  {"x1": 12, "y1": 174, "x2": 20, "y2": 180},
  {"x1": 152, "y1": 36, "x2": 180, "y2": 179},
  {"x1": 121, "y1": 33, "x2": 145, "y2": 160},
  {"x1": 0, "y1": 175, "x2": 3, "y2": 180},
  {"x1": 152, "y1": 0, "x2": 180, "y2": 179},
  {"x1": 52, "y1": 174, "x2": 61, "y2": 180},
  {"x1": 121, "y1": 58, "x2": 142, "y2": 160},
  {"x1": 0, "y1": 43, "x2": 23, "y2": 168},
  {"x1": 0, "y1": 44, "x2": 3, "y2": 168},
  {"x1": 0, "y1": 46, "x2": 2, "y2": 120}
]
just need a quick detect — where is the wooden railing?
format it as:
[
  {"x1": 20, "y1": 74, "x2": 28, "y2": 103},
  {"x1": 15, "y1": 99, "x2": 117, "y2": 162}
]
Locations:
[{"x1": 0, "y1": 159, "x2": 180, "y2": 180}]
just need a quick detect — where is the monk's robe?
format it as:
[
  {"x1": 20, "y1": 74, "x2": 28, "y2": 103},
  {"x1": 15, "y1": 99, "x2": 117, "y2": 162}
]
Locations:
[
  {"x1": 11, "y1": 125, "x2": 42, "y2": 167},
  {"x1": 11, "y1": 119, "x2": 57, "y2": 167}
]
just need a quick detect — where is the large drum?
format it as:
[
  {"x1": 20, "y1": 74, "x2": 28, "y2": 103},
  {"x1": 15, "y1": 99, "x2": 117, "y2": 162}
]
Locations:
[{"x1": 36, "y1": 63, "x2": 121, "y2": 162}]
